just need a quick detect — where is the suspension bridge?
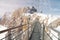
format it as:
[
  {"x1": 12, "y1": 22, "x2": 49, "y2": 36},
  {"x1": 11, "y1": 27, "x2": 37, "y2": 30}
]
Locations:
[{"x1": 0, "y1": 0, "x2": 60, "y2": 40}]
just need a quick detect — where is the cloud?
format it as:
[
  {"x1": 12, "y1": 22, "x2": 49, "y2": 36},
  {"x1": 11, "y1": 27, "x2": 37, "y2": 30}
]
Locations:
[
  {"x1": 0, "y1": 0, "x2": 25, "y2": 17},
  {"x1": 0, "y1": 0, "x2": 33, "y2": 17},
  {"x1": 50, "y1": 8, "x2": 60, "y2": 12}
]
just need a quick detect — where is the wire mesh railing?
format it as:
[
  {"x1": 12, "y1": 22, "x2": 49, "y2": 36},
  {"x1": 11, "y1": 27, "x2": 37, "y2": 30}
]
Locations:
[
  {"x1": 44, "y1": 30, "x2": 60, "y2": 40},
  {"x1": 1, "y1": 20, "x2": 60, "y2": 40},
  {"x1": 42, "y1": 24, "x2": 60, "y2": 40},
  {"x1": 0, "y1": 22, "x2": 34, "y2": 40}
]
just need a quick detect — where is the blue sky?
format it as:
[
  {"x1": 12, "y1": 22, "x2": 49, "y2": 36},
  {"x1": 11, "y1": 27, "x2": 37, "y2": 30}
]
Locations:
[
  {"x1": 0, "y1": 0, "x2": 60, "y2": 17},
  {"x1": 48, "y1": 0, "x2": 60, "y2": 15},
  {"x1": 50, "y1": 0, "x2": 60, "y2": 9}
]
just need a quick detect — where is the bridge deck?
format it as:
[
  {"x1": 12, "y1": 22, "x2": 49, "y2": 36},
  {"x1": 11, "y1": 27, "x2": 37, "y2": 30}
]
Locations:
[{"x1": 29, "y1": 20, "x2": 41, "y2": 40}]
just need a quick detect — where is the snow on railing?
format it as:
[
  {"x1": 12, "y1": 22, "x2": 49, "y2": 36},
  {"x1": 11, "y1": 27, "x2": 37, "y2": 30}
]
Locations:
[{"x1": 0, "y1": 25, "x2": 8, "y2": 40}]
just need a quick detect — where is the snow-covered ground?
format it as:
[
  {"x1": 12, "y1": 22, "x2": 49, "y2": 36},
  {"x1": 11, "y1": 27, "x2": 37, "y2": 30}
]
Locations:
[
  {"x1": 54, "y1": 26, "x2": 60, "y2": 32},
  {"x1": 0, "y1": 25, "x2": 7, "y2": 40},
  {"x1": 24, "y1": 13, "x2": 59, "y2": 27},
  {"x1": 49, "y1": 26, "x2": 60, "y2": 40},
  {"x1": 50, "y1": 28, "x2": 58, "y2": 40}
]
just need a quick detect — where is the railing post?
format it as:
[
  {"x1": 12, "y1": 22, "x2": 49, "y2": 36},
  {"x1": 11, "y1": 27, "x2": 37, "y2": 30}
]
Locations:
[
  {"x1": 42, "y1": 24, "x2": 45, "y2": 40},
  {"x1": 58, "y1": 33, "x2": 60, "y2": 40},
  {"x1": 28, "y1": 17, "x2": 30, "y2": 40},
  {"x1": 5, "y1": 30, "x2": 12, "y2": 40}
]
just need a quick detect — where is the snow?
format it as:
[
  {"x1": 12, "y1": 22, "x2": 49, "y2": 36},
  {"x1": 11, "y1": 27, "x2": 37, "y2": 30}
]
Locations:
[
  {"x1": 34, "y1": 13, "x2": 47, "y2": 20},
  {"x1": 0, "y1": 25, "x2": 7, "y2": 40},
  {"x1": 47, "y1": 15, "x2": 58, "y2": 25},
  {"x1": 24, "y1": 13, "x2": 59, "y2": 26},
  {"x1": 54, "y1": 26, "x2": 60, "y2": 32},
  {"x1": 49, "y1": 26, "x2": 60, "y2": 40},
  {"x1": 50, "y1": 29, "x2": 58, "y2": 40}
]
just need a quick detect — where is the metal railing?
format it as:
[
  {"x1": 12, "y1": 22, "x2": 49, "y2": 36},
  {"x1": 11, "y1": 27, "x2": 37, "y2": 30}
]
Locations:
[
  {"x1": 42, "y1": 24, "x2": 60, "y2": 40},
  {"x1": 1, "y1": 20, "x2": 60, "y2": 40},
  {"x1": 44, "y1": 30, "x2": 60, "y2": 40},
  {"x1": 0, "y1": 23, "x2": 34, "y2": 40}
]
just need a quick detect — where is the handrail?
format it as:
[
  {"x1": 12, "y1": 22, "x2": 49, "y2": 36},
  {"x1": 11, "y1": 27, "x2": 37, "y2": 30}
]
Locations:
[
  {"x1": 50, "y1": 27, "x2": 60, "y2": 33},
  {"x1": 0, "y1": 24, "x2": 33, "y2": 40},
  {"x1": 0, "y1": 24, "x2": 27, "y2": 34},
  {"x1": 50, "y1": 32, "x2": 60, "y2": 40},
  {"x1": 0, "y1": 23, "x2": 34, "y2": 40},
  {"x1": 44, "y1": 31, "x2": 53, "y2": 40},
  {"x1": 44, "y1": 27, "x2": 60, "y2": 40},
  {"x1": 45, "y1": 30, "x2": 60, "y2": 40},
  {"x1": 12, "y1": 25, "x2": 34, "y2": 40}
]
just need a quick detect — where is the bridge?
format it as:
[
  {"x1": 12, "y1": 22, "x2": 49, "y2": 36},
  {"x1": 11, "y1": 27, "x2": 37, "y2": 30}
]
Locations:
[
  {"x1": 0, "y1": 0, "x2": 60, "y2": 40},
  {"x1": 0, "y1": 13, "x2": 60, "y2": 40}
]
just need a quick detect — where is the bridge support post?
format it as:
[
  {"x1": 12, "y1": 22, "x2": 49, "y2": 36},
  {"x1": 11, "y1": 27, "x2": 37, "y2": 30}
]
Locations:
[
  {"x1": 58, "y1": 33, "x2": 60, "y2": 40},
  {"x1": 41, "y1": 24, "x2": 45, "y2": 40},
  {"x1": 5, "y1": 30, "x2": 12, "y2": 40}
]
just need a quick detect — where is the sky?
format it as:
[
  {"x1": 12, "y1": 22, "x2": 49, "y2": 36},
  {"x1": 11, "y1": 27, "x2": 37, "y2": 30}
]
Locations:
[
  {"x1": 0, "y1": 0, "x2": 60, "y2": 17},
  {"x1": 48, "y1": 0, "x2": 60, "y2": 15}
]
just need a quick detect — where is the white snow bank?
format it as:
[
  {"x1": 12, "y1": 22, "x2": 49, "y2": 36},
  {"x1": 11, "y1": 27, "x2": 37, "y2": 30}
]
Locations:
[
  {"x1": 34, "y1": 13, "x2": 47, "y2": 20},
  {"x1": 54, "y1": 26, "x2": 60, "y2": 32},
  {"x1": 48, "y1": 15, "x2": 58, "y2": 25},
  {"x1": 23, "y1": 13, "x2": 60, "y2": 26},
  {"x1": 0, "y1": 25, "x2": 7, "y2": 39}
]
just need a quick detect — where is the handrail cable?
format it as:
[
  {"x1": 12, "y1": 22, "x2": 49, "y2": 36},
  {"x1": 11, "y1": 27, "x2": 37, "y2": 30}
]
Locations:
[
  {"x1": 0, "y1": 23, "x2": 34, "y2": 40},
  {"x1": 45, "y1": 30, "x2": 60, "y2": 40},
  {"x1": 0, "y1": 24, "x2": 26, "y2": 34}
]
